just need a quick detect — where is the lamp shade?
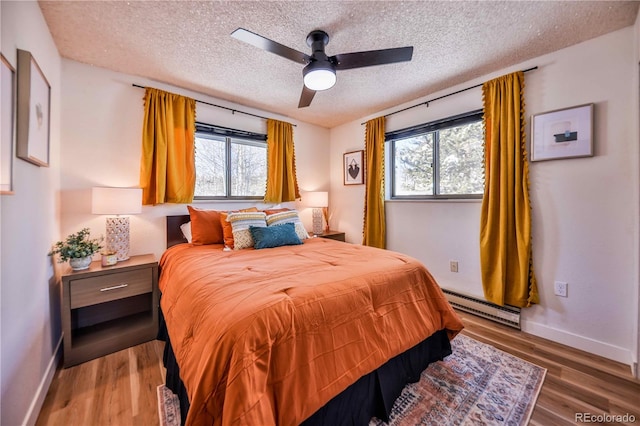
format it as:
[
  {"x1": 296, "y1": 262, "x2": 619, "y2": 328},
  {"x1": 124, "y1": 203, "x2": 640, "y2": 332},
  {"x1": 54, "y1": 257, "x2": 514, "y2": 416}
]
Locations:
[
  {"x1": 91, "y1": 187, "x2": 142, "y2": 215},
  {"x1": 305, "y1": 191, "x2": 328, "y2": 208}
]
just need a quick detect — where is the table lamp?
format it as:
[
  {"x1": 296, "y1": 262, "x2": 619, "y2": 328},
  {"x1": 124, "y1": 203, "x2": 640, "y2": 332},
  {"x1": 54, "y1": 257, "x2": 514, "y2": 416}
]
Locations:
[
  {"x1": 305, "y1": 191, "x2": 328, "y2": 235},
  {"x1": 91, "y1": 187, "x2": 142, "y2": 261}
]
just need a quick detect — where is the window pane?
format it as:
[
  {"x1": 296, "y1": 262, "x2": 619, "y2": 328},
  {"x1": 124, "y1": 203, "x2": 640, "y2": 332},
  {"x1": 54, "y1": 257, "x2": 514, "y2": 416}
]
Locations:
[
  {"x1": 230, "y1": 140, "x2": 266, "y2": 197},
  {"x1": 194, "y1": 136, "x2": 226, "y2": 197},
  {"x1": 394, "y1": 134, "x2": 434, "y2": 196},
  {"x1": 438, "y1": 121, "x2": 484, "y2": 195}
]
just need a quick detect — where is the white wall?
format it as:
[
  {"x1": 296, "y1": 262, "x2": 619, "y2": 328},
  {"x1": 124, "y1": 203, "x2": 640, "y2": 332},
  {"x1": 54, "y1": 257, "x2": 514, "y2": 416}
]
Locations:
[
  {"x1": 0, "y1": 2, "x2": 62, "y2": 425},
  {"x1": 60, "y1": 60, "x2": 330, "y2": 260},
  {"x1": 524, "y1": 27, "x2": 637, "y2": 367},
  {"x1": 330, "y1": 27, "x2": 639, "y2": 368}
]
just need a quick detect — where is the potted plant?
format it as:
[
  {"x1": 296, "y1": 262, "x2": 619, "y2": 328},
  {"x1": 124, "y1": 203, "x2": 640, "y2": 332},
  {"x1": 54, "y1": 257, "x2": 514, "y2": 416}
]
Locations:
[{"x1": 49, "y1": 228, "x2": 103, "y2": 271}]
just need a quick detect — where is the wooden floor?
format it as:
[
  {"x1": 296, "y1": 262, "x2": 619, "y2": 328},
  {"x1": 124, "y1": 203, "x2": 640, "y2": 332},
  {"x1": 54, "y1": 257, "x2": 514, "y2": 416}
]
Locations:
[
  {"x1": 36, "y1": 339, "x2": 166, "y2": 426},
  {"x1": 36, "y1": 310, "x2": 640, "y2": 425}
]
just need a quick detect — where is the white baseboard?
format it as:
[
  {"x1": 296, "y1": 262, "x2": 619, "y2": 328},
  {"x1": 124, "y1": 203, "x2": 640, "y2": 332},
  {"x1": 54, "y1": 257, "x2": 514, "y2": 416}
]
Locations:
[
  {"x1": 521, "y1": 319, "x2": 635, "y2": 374},
  {"x1": 22, "y1": 335, "x2": 63, "y2": 426}
]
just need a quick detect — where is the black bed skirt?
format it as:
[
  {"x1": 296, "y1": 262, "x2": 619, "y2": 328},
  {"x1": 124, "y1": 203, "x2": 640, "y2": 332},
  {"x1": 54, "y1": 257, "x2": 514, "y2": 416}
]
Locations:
[{"x1": 157, "y1": 309, "x2": 452, "y2": 425}]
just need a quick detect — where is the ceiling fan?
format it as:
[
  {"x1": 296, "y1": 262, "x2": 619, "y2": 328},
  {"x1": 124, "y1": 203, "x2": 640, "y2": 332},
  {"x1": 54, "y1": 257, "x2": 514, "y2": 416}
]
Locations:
[{"x1": 231, "y1": 28, "x2": 414, "y2": 108}]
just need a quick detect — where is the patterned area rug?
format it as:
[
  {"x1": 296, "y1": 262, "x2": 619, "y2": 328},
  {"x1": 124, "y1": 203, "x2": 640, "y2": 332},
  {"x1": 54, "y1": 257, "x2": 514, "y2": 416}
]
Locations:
[
  {"x1": 157, "y1": 334, "x2": 546, "y2": 426},
  {"x1": 370, "y1": 334, "x2": 546, "y2": 425},
  {"x1": 157, "y1": 384, "x2": 180, "y2": 426}
]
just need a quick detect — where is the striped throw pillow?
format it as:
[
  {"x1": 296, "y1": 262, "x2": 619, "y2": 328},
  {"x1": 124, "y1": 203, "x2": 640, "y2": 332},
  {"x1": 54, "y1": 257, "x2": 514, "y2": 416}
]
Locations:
[
  {"x1": 266, "y1": 210, "x2": 309, "y2": 241},
  {"x1": 227, "y1": 211, "x2": 267, "y2": 250}
]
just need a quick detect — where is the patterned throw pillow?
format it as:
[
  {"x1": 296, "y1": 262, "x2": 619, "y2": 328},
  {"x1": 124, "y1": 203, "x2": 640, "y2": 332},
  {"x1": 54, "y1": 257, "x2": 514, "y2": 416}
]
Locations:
[
  {"x1": 226, "y1": 211, "x2": 267, "y2": 250},
  {"x1": 249, "y1": 223, "x2": 302, "y2": 249},
  {"x1": 265, "y1": 210, "x2": 309, "y2": 241},
  {"x1": 220, "y1": 207, "x2": 259, "y2": 249}
]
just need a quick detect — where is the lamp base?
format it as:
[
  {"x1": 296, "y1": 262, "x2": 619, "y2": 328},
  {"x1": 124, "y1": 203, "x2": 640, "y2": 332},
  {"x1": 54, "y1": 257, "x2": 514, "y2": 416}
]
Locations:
[
  {"x1": 105, "y1": 216, "x2": 130, "y2": 261},
  {"x1": 312, "y1": 208, "x2": 324, "y2": 236}
]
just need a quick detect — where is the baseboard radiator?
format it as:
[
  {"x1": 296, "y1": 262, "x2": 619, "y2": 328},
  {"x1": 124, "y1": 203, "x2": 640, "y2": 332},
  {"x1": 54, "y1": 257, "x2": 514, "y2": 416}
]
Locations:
[{"x1": 442, "y1": 289, "x2": 521, "y2": 329}]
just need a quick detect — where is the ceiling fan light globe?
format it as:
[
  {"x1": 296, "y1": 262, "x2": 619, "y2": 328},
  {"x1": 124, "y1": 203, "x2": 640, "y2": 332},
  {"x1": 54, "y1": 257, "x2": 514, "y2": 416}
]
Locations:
[
  {"x1": 304, "y1": 70, "x2": 336, "y2": 91},
  {"x1": 303, "y1": 65, "x2": 336, "y2": 91}
]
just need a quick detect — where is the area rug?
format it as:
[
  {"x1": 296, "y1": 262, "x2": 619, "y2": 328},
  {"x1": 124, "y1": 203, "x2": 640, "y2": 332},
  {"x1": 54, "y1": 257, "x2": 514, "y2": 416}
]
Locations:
[
  {"x1": 157, "y1": 384, "x2": 181, "y2": 426},
  {"x1": 370, "y1": 334, "x2": 547, "y2": 425},
  {"x1": 158, "y1": 334, "x2": 546, "y2": 426}
]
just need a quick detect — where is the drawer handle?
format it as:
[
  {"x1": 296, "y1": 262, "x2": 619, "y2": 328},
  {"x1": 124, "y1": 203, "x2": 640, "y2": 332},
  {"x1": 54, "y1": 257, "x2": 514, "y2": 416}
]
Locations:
[{"x1": 100, "y1": 283, "x2": 128, "y2": 292}]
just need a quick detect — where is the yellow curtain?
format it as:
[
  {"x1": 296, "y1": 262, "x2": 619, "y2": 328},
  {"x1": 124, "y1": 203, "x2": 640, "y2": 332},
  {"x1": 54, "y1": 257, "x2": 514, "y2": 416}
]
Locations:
[
  {"x1": 480, "y1": 71, "x2": 538, "y2": 308},
  {"x1": 139, "y1": 88, "x2": 196, "y2": 205},
  {"x1": 362, "y1": 117, "x2": 386, "y2": 249},
  {"x1": 264, "y1": 119, "x2": 300, "y2": 203}
]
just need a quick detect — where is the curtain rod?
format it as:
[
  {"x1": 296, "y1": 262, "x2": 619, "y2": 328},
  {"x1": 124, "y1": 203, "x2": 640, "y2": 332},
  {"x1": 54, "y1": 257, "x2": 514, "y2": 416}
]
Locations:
[
  {"x1": 131, "y1": 84, "x2": 296, "y2": 127},
  {"x1": 361, "y1": 66, "x2": 538, "y2": 125}
]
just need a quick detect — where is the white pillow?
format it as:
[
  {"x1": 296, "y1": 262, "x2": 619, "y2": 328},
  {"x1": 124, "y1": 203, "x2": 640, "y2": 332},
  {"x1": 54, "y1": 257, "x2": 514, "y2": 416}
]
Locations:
[{"x1": 180, "y1": 221, "x2": 192, "y2": 243}]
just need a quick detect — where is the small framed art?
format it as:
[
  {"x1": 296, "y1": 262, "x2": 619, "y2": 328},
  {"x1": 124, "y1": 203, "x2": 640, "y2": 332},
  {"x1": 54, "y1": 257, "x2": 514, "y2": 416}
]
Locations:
[
  {"x1": 531, "y1": 103, "x2": 594, "y2": 162},
  {"x1": 344, "y1": 150, "x2": 364, "y2": 185},
  {"x1": 1, "y1": 53, "x2": 15, "y2": 194},
  {"x1": 16, "y1": 49, "x2": 50, "y2": 167}
]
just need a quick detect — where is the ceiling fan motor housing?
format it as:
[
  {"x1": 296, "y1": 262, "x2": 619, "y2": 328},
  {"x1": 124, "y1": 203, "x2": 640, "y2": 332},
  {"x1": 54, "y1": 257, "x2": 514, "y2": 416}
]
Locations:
[
  {"x1": 303, "y1": 30, "x2": 336, "y2": 91},
  {"x1": 306, "y1": 30, "x2": 330, "y2": 52}
]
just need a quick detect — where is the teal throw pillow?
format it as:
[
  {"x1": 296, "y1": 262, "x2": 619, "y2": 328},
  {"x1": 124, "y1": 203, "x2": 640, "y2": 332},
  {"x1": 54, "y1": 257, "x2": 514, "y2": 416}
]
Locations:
[{"x1": 249, "y1": 223, "x2": 302, "y2": 249}]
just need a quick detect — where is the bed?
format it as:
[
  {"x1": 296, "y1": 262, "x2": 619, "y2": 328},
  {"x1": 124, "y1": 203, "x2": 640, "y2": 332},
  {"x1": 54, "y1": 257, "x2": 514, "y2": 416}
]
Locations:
[{"x1": 159, "y1": 214, "x2": 464, "y2": 425}]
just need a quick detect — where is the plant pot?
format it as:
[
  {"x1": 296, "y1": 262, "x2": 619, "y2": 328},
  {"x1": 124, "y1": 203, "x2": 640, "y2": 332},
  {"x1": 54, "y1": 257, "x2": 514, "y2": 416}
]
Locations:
[{"x1": 69, "y1": 256, "x2": 92, "y2": 271}]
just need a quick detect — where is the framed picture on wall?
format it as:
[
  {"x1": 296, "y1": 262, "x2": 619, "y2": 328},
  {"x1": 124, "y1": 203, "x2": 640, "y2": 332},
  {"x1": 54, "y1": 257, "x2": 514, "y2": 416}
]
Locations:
[
  {"x1": 531, "y1": 103, "x2": 594, "y2": 162},
  {"x1": 1, "y1": 53, "x2": 15, "y2": 194},
  {"x1": 16, "y1": 49, "x2": 50, "y2": 167},
  {"x1": 344, "y1": 150, "x2": 364, "y2": 185}
]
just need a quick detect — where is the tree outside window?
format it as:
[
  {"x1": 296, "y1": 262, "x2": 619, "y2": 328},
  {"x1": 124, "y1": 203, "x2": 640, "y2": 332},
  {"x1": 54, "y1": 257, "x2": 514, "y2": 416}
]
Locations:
[
  {"x1": 194, "y1": 134, "x2": 266, "y2": 199},
  {"x1": 390, "y1": 111, "x2": 484, "y2": 199}
]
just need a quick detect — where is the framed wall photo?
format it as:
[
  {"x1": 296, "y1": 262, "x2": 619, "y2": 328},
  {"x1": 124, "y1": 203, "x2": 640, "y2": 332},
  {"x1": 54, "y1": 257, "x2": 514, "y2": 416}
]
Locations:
[
  {"x1": 16, "y1": 49, "x2": 50, "y2": 167},
  {"x1": 531, "y1": 103, "x2": 594, "y2": 162},
  {"x1": 1, "y1": 54, "x2": 16, "y2": 195},
  {"x1": 344, "y1": 150, "x2": 364, "y2": 185}
]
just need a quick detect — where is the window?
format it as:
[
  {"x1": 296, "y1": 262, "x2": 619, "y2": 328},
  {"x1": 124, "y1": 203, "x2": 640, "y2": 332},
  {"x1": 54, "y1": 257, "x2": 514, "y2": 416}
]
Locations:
[
  {"x1": 388, "y1": 110, "x2": 484, "y2": 199},
  {"x1": 194, "y1": 123, "x2": 267, "y2": 199}
]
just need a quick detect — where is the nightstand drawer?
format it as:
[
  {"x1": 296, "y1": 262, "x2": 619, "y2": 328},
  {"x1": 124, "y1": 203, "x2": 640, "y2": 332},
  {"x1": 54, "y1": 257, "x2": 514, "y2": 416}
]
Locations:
[{"x1": 70, "y1": 269, "x2": 152, "y2": 309}]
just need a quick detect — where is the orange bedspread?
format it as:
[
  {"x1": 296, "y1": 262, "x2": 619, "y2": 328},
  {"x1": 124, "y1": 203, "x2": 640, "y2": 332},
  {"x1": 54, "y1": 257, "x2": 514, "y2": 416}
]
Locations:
[{"x1": 159, "y1": 238, "x2": 463, "y2": 426}]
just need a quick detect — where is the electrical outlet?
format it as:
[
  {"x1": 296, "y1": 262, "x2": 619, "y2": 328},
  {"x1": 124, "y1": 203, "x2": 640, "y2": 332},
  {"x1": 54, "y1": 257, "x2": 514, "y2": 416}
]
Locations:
[
  {"x1": 554, "y1": 281, "x2": 568, "y2": 297},
  {"x1": 449, "y1": 260, "x2": 459, "y2": 273}
]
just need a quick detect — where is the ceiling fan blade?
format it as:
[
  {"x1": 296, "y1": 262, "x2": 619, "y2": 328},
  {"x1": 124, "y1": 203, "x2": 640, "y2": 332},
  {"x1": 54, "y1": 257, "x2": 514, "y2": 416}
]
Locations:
[
  {"x1": 332, "y1": 46, "x2": 413, "y2": 70},
  {"x1": 298, "y1": 85, "x2": 316, "y2": 108},
  {"x1": 231, "y1": 28, "x2": 311, "y2": 64}
]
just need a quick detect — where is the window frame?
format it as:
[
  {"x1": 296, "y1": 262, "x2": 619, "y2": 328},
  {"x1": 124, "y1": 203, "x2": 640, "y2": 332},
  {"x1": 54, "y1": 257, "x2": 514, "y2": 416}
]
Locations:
[
  {"x1": 193, "y1": 122, "x2": 267, "y2": 200},
  {"x1": 387, "y1": 110, "x2": 484, "y2": 200}
]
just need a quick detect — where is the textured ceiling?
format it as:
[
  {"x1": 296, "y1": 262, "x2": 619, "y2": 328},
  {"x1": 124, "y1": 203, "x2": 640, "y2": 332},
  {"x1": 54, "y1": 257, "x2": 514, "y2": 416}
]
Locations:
[{"x1": 39, "y1": 1, "x2": 638, "y2": 128}]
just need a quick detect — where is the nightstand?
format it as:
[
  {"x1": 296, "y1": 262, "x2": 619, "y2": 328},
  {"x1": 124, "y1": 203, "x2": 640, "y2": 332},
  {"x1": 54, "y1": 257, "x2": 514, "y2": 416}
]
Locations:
[
  {"x1": 60, "y1": 254, "x2": 158, "y2": 368},
  {"x1": 316, "y1": 230, "x2": 346, "y2": 242}
]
